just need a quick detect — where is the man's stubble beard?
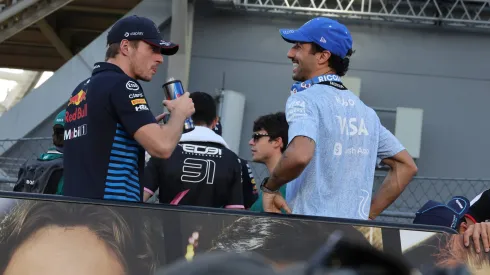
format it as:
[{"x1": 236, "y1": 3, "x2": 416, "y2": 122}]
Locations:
[{"x1": 292, "y1": 68, "x2": 309, "y2": 82}]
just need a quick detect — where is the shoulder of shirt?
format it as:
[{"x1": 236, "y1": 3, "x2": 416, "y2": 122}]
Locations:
[
  {"x1": 287, "y1": 89, "x2": 316, "y2": 106},
  {"x1": 95, "y1": 70, "x2": 143, "y2": 91},
  {"x1": 72, "y1": 77, "x2": 91, "y2": 91},
  {"x1": 238, "y1": 157, "x2": 250, "y2": 165},
  {"x1": 214, "y1": 147, "x2": 241, "y2": 163},
  {"x1": 116, "y1": 76, "x2": 143, "y2": 90},
  {"x1": 220, "y1": 146, "x2": 239, "y2": 157},
  {"x1": 470, "y1": 189, "x2": 490, "y2": 206}
]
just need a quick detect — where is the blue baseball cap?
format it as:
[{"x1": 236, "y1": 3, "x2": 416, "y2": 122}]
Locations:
[
  {"x1": 279, "y1": 17, "x2": 353, "y2": 59},
  {"x1": 413, "y1": 196, "x2": 471, "y2": 230},
  {"x1": 107, "y1": 15, "x2": 179, "y2": 55}
]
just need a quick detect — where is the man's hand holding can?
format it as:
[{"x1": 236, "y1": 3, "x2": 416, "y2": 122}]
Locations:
[
  {"x1": 162, "y1": 79, "x2": 195, "y2": 130},
  {"x1": 163, "y1": 92, "x2": 195, "y2": 119}
]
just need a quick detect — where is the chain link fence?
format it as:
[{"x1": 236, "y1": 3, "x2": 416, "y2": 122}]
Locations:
[
  {"x1": 247, "y1": 161, "x2": 490, "y2": 224},
  {"x1": 1, "y1": 137, "x2": 489, "y2": 224}
]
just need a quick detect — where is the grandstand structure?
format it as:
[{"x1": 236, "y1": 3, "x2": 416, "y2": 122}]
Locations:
[
  {"x1": 0, "y1": 0, "x2": 489, "y2": 221},
  {"x1": 214, "y1": 0, "x2": 490, "y2": 29},
  {"x1": 0, "y1": 0, "x2": 140, "y2": 116}
]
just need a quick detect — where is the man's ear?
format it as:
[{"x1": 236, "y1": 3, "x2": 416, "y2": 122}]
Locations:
[
  {"x1": 317, "y1": 50, "x2": 331, "y2": 66},
  {"x1": 459, "y1": 221, "x2": 469, "y2": 234},
  {"x1": 119, "y1": 40, "x2": 131, "y2": 56},
  {"x1": 210, "y1": 116, "x2": 219, "y2": 129},
  {"x1": 272, "y1": 137, "x2": 284, "y2": 151}
]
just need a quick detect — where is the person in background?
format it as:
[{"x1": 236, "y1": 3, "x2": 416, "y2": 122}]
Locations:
[
  {"x1": 414, "y1": 193, "x2": 490, "y2": 254},
  {"x1": 212, "y1": 117, "x2": 222, "y2": 136},
  {"x1": 413, "y1": 196, "x2": 474, "y2": 233},
  {"x1": 13, "y1": 110, "x2": 65, "y2": 195},
  {"x1": 212, "y1": 117, "x2": 258, "y2": 209},
  {"x1": 143, "y1": 92, "x2": 244, "y2": 209},
  {"x1": 248, "y1": 112, "x2": 288, "y2": 212},
  {"x1": 260, "y1": 17, "x2": 418, "y2": 218}
]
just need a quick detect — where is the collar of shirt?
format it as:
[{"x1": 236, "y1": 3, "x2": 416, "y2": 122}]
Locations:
[
  {"x1": 92, "y1": 62, "x2": 126, "y2": 76},
  {"x1": 290, "y1": 73, "x2": 342, "y2": 95},
  {"x1": 180, "y1": 126, "x2": 230, "y2": 148}
]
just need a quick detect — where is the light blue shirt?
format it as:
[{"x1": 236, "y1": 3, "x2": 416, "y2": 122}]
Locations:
[{"x1": 285, "y1": 82, "x2": 405, "y2": 219}]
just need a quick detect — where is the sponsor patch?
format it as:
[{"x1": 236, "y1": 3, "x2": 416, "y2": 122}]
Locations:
[
  {"x1": 286, "y1": 100, "x2": 308, "y2": 120},
  {"x1": 135, "y1": 104, "x2": 149, "y2": 112},
  {"x1": 126, "y1": 81, "x2": 139, "y2": 91},
  {"x1": 131, "y1": 98, "x2": 146, "y2": 105},
  {"x1": 64, "y1": 124, "x2": 88, "y2": 140},
  {"x1": 68, "y1": 90, "x2": 87, "y2": 107},
  {"x1": 129, "y1": 93, "x2": 144, "y2": 99}
]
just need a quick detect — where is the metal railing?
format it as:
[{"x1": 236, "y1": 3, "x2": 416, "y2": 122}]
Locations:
[
  {"x1": 247, "y1": 160, "x2": 490, "y2": 224},
  {"x1": 1, "y1": 137, "x2": 489, "y2": 224}
]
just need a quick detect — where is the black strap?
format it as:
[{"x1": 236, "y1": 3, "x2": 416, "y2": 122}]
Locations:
[{"x1": 317, "y1": 81, "x2": 348, "y2": 90}]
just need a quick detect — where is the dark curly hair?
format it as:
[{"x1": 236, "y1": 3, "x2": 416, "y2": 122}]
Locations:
[
  {"x1": 253, "y1": 112, "x2": 289, "y2": 153},
  {"x1": 52, "y1": 125, "x2": 64, "y2": 147},
  {"x1": 189, "y1": 92, "x2": 217, "y2": 126},
  {"x1": 310, "y1": 43, "x2": 354, "y2": 77},
  {"x1": 209, "y1": 216, "x2": 371, "y2": 264}
]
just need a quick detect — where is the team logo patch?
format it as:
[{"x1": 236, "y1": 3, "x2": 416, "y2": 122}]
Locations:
[
  {"x1": 286, "y1": 100, "x2": 307, "y2": 120},
  {"x1": 300, "y1": 82, "x2": 312, "y2": 89},
  {"x1": 131, "y1": 98, "x2": 146, "y2": 105},
  {"x1": 135, "y1": 105, "x2": 149, "y2": 112},
  {"x1": 126, "y1": 80, "x2": 139, "y2": 91}
]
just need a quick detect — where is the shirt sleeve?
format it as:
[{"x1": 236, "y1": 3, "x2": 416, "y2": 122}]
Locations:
[
  {"x1": 142, "y1": 157, "x2": 160, "y2": 195},
  {"x1": 468, "y1": 189, "x2": 490, "y2": 222},
  {"x1": 239, "y1": 159, "x2": 258, "y2": 208},
  {"x1": 376, "y1": 124, "x2": 406, "y2": 165},
  {"x1": 225, "y1": 159, "x2": 245, "y2": 209},
  {"x1": 285, "y1": 92, "x2": 319, "y2": 143},
  {"x1": 109, "y1": 78, "x2": 156, "y2": 136}
]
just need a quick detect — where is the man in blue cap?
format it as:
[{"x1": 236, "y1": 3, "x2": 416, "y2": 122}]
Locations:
[
  {"x1": 63, "y1": 15, "x2": 195, "y2": 202},
  {"x1": 260, "y1": 17, "x2": 418, "y2": 219},
  {"x1": 413, "y1": 196, "x2": 473, "y2": 232},
  {"x1": 415, "y1": 194, "x2": 490, "y2": 253},
  {"x1": 14, "y1": 110, "x2": 65, "y2": 194}
]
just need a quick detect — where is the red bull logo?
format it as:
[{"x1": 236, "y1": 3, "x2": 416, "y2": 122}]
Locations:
[
  {"x1": 68, "y1": 90, "x2": 87, "y2": 106},
  {"x1": 65, "y1": 104, "x2": 87, "y2": 123}
]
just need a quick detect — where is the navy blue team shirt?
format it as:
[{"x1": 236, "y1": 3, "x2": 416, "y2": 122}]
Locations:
[{"x1": 63, "y1": 62, "x2": 156, "y2": 202}]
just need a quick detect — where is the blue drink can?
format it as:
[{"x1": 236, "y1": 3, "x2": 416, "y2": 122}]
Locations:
[{"x1": 162, "y1": 79, "x2": 194, "y2": 130}]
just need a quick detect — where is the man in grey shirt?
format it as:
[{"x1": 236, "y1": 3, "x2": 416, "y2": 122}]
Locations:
[{"x1": 260, "y1": 17, "x2": 418, "y2": 220}]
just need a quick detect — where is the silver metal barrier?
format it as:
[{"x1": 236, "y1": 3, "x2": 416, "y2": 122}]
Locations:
[{"x1": 1, "y1": 137, "x2": 488, "y2": 223}]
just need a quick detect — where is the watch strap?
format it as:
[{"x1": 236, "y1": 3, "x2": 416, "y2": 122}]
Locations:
[{"x1": 260, "y1": 177, "x2": 279, "y2": 194}]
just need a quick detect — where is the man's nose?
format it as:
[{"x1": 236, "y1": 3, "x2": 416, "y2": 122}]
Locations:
[
  {"x1": 156, "y1": 54, "x2": 163, "y2": 64},
  {"x1": 287, "y1": 47, "x2": 295, "y2": 59}
]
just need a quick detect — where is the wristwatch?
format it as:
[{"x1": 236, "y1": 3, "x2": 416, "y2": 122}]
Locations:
[{"x1": 260, "y1": 177, "x2": 280, "y2": 194}]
